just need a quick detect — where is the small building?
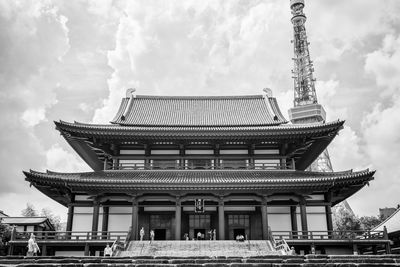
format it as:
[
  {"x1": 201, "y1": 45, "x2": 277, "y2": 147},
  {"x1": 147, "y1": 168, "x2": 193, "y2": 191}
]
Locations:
[
  {"x1": 1, "y1": 217, "x2": 55, "y2": 233},
  {"x1": 373, "y1": 207, "x2": 400, "y2": 254},
  {"x1": 379, "y1": 207, "x2": 397, "y2": 221}
]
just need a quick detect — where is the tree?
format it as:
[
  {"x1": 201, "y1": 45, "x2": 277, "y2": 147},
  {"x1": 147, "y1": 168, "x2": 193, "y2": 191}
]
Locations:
[
  {"x1": 40, "y1": 208, "x2": 62, "y2": 231},
  {"x1": 0, "y1": 220, "x2": 12, "y2": 256},
  {"x1": 332, "y1": 205, "x2": 361, "y2": 238},
  {"x1": 21, "y1": 203, "x2": 38, "y2": 217},
  {"x1": 359, "y1": 216, "x2": 383, "y2": 230}
]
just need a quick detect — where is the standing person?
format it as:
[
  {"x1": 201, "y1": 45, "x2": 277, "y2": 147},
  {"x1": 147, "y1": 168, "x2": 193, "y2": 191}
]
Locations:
[
  {"x1": 197, "y1": 231, "x2": 202, "y2": 240},
  {"x1": 139, "y1": 227, "x2": 145, "y2": 241},
  {"x1": 213, "y1": 229, "x2": 216, "y2": 240},
  {"x1": 150, "y1": 229, "x2": 155, "y2": 242},
  {"x1": 104, "y1": 244, "x2": 112, "y2": 257},
  {"x1": 208, "y1": 230, "x2": 212, "y2": 240},
  {"x1": 27, "y1": 233, "x2": 35, "y2": 256}
]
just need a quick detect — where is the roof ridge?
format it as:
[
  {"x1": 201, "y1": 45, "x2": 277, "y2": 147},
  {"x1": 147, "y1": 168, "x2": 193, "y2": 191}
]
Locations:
[{"x1": 133, "y1": 95, "x2": 265, "y2": 100}]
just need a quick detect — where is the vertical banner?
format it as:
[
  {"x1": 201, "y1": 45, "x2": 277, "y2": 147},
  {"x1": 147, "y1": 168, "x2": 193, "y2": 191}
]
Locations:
[{"x1": 195, "y1": 199, "x2": 204, "y2": 213}]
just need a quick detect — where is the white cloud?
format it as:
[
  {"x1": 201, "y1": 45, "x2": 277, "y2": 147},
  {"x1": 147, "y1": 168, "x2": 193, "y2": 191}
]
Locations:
[
  {"x1": 365, "y1": 34, "x2": 400, "y2": 97},
  {"x1": 21, "y1": 107, "x2": 47, "y2": 127},
  {"x1": 46, "y1": 144, "x2": 90, "y2": 172}
]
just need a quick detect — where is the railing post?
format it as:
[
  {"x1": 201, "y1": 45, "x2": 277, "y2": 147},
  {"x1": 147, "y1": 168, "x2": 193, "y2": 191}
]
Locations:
[{"x1": 383, "y1": 226, "x2": 391, "y2": 254}]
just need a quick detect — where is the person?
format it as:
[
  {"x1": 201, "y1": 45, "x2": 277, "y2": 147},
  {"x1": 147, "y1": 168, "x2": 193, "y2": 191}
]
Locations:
[
  {"x1": 27, "y1": 234, "x2": 35, "y2": 256},
  {"x1": 27, "y1": 233, "x2": 40, "y2": 256},
  {"x1": 139, "y1": 227, "x2": 145, "y2": 241},
  {"x1": 289, "y1": 246, "x2": 296, "y2": 255},
  {"x1": 150, "y1": 229, "x2": 155, "y2": 242},
  {"x1": 183, "y1": 233, "x2": 189, "y2": 240},
  {"x1": 212, "y1": 229, "x2": 216, "y2": 240},
  {"x1": 208, "y1": 230, "x2": 212, "y2": 240},
  {"x1": 197, "y1": 231, "x2": 202, "y2": 240},
  {"x1": 104, "y1": 243, "x2": 113, "y2": 257}
]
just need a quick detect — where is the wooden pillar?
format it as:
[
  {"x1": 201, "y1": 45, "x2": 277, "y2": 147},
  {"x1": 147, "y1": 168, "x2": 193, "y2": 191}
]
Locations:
[
  {"x1": 261, "y1": 198, "x2": 269, "y2": 240},
  {"x1": 290, "y1": 206, "x2": 298, "y2": 239},
  {"x1": 102, "y1": 206, "x2": 109, "y2": 239},
  {"x1": 103, "y1": 158, "x2": 108, "y2": 170},
  {"x1": 66, "y1": 204, "x2": 74, "y2": 232},
  {"x1": 41, "y1": 244, "x2": 47, "y2": 256},
  {"x1": 84, "y1": 243, "x2": 90, "y2": 256},
  {"x1": 214, "y1": 144, "x2": 220, "y2": 168},
  {"x1": 131, "y1": 197, "x2": 139, "y2": 240},
  {"x1": 91, "y1": 201, "x2": 100, "y2": 239},
  {"x1": 179, "y1": 144, "x2": 185, "y2": 168},
  {"x1": 325, "y1": 205, "x2": 333, "y2": 235},
  {"x1": 384, "y1": 226, "x2": 391, "y2": 254},
  {"x1": 218, "y1": 197, "x2": 225, "y2": 240},
  {"x1": 175, "y1": 197, "x2": 182, "y2": 240},
  {"x1": 300, "y1": 200, "x2": 308, "y2": 238}
]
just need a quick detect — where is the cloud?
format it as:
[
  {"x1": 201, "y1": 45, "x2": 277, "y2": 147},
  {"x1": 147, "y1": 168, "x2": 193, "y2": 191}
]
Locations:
[
  {"x1": 46, "y1": 144, "x2": 90, "y2": 172},
  {"x1": 365, "y1": 34, "x2": 400, "y2": 97},
  {"x1": 21, "y1": 108, "x2": 47, "y2": 127}
]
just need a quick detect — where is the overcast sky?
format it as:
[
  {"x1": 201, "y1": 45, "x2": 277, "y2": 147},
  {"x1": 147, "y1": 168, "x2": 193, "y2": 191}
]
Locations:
[{"x1": 0, "y1": 0, "x2": 400, "y2": 222}]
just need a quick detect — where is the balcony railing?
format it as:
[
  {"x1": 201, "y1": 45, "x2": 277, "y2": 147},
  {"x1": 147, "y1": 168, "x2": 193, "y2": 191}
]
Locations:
[
  {"x1": 11, "y1": 231, "x2": 128, "y2": 242},
  {"x1": 114, "y1": 162, "x2": 293, "y2": 171},
  {"x1": 271, "y1": 230, "x2": 387, "y2": 240}
]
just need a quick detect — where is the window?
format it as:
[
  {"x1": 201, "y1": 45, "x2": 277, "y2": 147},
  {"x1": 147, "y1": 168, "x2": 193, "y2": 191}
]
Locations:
[
  {"x1": 151, "y1": 159, "x2": 179, "y2": 169},
  {"x1": 220, "y1": 159, "x2": 248, "y2": 169},
  {"x1": 186, "y1": 159, "x2": 213, "y2": 169},
  {"x1": 228, "y1": 215, "x2": 249, "y2": 227}
]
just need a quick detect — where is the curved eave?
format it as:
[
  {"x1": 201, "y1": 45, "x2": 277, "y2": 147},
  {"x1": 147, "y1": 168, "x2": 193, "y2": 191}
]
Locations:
[
  {"x1": 55, "y1": 120, "x2": 344, "y2": 139},
  {"x1": 24, "y1": 169, "x2": 374, "y2": 205}
]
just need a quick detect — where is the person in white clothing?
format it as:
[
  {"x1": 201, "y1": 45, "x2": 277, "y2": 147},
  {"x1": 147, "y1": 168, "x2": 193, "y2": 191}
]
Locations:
[{"x1": 104, "y1": 244, "x2": 113, "y2": 256}]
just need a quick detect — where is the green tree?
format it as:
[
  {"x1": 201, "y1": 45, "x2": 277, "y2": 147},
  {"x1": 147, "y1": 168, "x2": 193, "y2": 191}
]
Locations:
[
  {"x1": 21, "y1": 203, "x2": 38, "y2": 217},
  {"x1": 0, "y1": 220, "x2": 12, "y2": 256}
]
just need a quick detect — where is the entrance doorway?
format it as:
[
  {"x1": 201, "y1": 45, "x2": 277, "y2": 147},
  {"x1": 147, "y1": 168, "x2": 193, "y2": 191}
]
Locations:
[
  {"x1": 189, "y1": 214, "x2": 210, "y2": 240},
  {"x1": 154, "y1": 229, "x2": 166, "y2": 240},
  {"x1": 233, "y1": 228, "x2": 245, "y2": 240}
]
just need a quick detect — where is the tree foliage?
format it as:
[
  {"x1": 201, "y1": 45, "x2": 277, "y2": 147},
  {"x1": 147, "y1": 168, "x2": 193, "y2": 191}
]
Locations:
[
  {"x1": 21, "y1": 203, "x2": 38, "y2": 217},
  {"x1": 333, "y1": 205, "x2": 383, "y2": 232}
]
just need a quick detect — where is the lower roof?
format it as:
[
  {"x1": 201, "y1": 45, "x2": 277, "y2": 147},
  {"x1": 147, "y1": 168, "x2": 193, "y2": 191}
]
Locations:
[{"x1": 24, "y1": 169, "x2": 374, "y2": 206}]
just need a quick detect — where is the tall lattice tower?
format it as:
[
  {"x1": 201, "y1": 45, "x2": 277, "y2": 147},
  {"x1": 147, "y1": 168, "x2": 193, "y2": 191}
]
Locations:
[{"x1": 287, "y1": 0, "x2": 353, "y2": 213}]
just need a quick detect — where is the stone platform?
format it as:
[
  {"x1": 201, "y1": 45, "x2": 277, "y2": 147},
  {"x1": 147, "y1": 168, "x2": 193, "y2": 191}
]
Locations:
[{"x1": 118, "y1": 240, "x2": 278, "y2": 257}]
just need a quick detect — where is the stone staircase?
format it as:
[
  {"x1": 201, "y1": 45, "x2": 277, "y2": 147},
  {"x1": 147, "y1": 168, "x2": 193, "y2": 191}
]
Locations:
[
  {"x1": 1, "y1": 255, "x2": 400, "y2": 266},
  {"x1": 118, "y1": 240, "x2": 279, "y2": 257}
]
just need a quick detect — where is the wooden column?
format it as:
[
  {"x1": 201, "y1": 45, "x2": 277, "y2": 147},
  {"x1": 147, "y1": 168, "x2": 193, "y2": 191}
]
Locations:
[
  {"x1": 325, "y1": 205, "x2": 333, "y2": 232},
  {"x1": 102, "y1": 206, "x2": 109, "y2": 239},
  {"x1": 175, "y1": 197, "x2": 182, "y2": 240},
  {"x1": 290, "y1": 205, "x2": 298, "y2": 238},
  {"x1": 300, "y1": 199, "x2": 308, "y2": 238},
  {"x1": 214, "y1": 144, "x2": 220, "y2": 168},
  {"x1": 218, "y1": 197, "x2": 225, "y2": 240},
  {"x1": 91, "y1": 200, "x2": 100, "y2": 239},
  {"x1": 261, "y1": 198, "x2": 269, "y2": 240},
  {"x1": 66, "y1": 204, "x2": 74, "y2": 232},
  {"x1": 131, "y1": 197, "x2": 139, "y2": 240}
]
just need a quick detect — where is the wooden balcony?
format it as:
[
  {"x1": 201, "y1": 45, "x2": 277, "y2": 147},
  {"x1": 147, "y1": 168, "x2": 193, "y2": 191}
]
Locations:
[{"x1": 113, "y1": 162, "x2": 293, "y2": 171}]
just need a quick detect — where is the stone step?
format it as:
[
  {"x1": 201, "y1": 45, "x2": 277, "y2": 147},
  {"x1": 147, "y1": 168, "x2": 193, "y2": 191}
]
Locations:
[
  {"x1": 119, "y1": 241, "x2": 279, "y2": 257},
  {"x1": 1, "y1": 255, "x2": 400, "y2": 266}
]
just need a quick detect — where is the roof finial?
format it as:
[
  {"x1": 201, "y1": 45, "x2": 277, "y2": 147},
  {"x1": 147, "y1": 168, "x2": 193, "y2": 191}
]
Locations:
[
  {"x1": 263, "y1": 88, "x2": 273, "y2": 98},
  {"x1": 126, "y1": 88, "x2": 136, "y2": 98}
]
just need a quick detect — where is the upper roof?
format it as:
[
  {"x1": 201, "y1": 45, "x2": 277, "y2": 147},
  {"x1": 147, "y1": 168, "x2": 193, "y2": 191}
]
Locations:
[
  {"x1": 111, "y1": 95, "x2": 288, "y2": 126},
  {"x1": 373, "y1": 207, "x2": 400, "y2": 234}
]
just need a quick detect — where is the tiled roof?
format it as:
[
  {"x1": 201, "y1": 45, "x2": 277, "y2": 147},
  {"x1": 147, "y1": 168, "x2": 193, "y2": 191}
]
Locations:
[
  {"x1": 111, "y1": 95, "x2": 287, "y2": 126},
  {"x1": 55, "y1": 119, "x2": 344, "y2": 139},
  {"x1": 373, "y1": 207, "x2": 400, "y2": 234},
  {"x1": 2, "y1": 217, "x2": 49, "y2": 225},
  {"x1": 24, "y1": 169, "x2": 374, "y2": 191}
]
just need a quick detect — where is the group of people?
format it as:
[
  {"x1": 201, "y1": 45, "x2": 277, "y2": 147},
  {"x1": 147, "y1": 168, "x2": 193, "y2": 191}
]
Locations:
[{"x1": 139, "y1": 227, "x2": 155, "y2": 241}]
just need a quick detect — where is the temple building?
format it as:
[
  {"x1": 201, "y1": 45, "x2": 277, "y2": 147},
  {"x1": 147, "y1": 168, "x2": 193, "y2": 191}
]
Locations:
[
  {"x1": 23, "y1": 92, "x2": 375, "y2": 254},
  {"x1": 18, "y1": 0, "x2": 387, "y2": 256}
]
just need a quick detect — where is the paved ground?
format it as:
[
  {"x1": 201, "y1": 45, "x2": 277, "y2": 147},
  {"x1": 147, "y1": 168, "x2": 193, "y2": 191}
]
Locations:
[{"x1": 118, "y1": 240, "x2": 279, "y2": 257}]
